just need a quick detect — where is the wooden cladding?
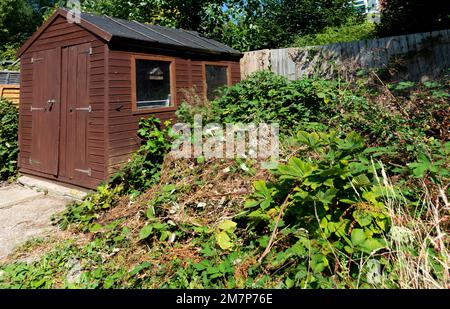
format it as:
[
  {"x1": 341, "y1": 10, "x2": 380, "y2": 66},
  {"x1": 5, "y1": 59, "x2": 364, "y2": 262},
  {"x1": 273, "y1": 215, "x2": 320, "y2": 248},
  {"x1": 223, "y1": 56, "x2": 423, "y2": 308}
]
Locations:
[{"x1": 18, "y1": 13, "x2": 241, "y2": 189}]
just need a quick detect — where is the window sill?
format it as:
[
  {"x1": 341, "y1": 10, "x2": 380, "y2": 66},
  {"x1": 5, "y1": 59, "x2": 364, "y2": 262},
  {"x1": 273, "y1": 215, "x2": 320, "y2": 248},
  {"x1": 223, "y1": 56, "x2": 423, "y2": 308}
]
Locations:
[{"x1": 132, "y1": 106, "x2": 177, "y2": 115}]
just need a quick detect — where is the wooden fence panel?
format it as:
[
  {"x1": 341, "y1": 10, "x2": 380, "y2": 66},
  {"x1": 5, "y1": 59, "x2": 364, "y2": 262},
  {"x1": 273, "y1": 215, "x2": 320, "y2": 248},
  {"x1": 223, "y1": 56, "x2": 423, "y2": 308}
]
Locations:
[
  {"x1": 241, "y1": 29, "x2": 450, "y2": 81},
  {"x1": 0, "y1": 85, "x2": 20, "y2": 105}
]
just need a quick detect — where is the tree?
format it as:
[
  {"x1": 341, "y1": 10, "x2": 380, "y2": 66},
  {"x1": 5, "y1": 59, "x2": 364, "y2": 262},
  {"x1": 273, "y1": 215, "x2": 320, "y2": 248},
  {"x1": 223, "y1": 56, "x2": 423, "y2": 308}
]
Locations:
[
  {"x1": 200, "y1": 0, "x2": 358, "y2": 51},
  {"x1": 0, "y1": 0, "x2": 39, "y2": 47},
  {"x1": 376, "y1": 0, "x2": 450, "y2": 37},
  {"x1": 81, "y1": 0, "x2": 221, "y2": 30}
]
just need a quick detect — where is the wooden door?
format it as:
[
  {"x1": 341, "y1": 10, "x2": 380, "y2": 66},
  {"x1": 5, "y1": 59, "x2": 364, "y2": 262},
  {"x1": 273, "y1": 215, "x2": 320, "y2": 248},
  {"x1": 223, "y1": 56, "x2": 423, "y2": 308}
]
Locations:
[
  {"x1": 30, "y1": 49, "x2": 61, "y2": 175},
  {"x1": 60, "y1": 43, "x2": 92, "y2": 181}
]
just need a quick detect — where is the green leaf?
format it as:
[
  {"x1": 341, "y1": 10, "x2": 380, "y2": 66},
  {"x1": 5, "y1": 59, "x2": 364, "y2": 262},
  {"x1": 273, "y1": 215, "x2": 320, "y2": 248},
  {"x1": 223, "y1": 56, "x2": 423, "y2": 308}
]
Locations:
[
  {"x1": 216, "y1": 231, "x2": 234, "y2": 251},
  {"x1": 360, "y1": 238, "x2": 386, "y2": 253},
  {"x1": 352, "y1": 174, "x2": 371, "y2": 187},
  {"x1": 146, "y1": 206, "x2": 155, "y2": 220},
  {"x1": 351, "y1": 229, "x2": 367, "y2": 246},
  {"x1": 315, "y1": 188, "x2": 338, "y2": 205},
  {"x1": 129, "y1": 261, "x2": 151, "y2": 276},
  {"x1": 139, "y1": 225, "x2": 153, "y2": 240},
  {"x1": 278, "y1": 158, "x2": 316, "y2": 179},
  {"x1": 218, "y1": 220, "x2": 237, "y2": 233},
  {"x1": 310, "y1": 254, "x2": 328, "y2": 273},
  {"x1": 253, "y1": 180, "x2": 271, "y2": 198},
  {"x1": 353, "y1": 209, "x2": 373, "y2": 227}
]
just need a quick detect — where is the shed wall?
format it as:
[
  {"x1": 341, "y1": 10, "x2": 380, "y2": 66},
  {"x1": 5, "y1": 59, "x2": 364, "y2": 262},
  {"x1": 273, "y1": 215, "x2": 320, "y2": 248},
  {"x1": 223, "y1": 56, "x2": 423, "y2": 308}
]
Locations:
[
  {"x1": 19, "y1": 16, "x2": 107, "y2": 189},
  {"x1": 106, "y1": 50, "x2": 241, "y2": 175}
]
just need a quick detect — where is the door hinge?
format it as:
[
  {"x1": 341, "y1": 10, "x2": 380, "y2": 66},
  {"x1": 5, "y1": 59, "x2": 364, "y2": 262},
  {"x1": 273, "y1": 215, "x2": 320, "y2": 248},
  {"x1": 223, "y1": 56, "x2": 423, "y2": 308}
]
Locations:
[
  {"x1": 31, "y1": 57, "x2": 43, "y2": 63},
  {"x1": 29, "y1": 158, "x2": 41, "y2": 165},
  {"x1": 82, "y1": 47, "x2": 93, "y2": 55},
  {"x1": 71, "y1": 106, "x2": 92, "y2": 113},
  {"x1": 30, "y1": 106, "x2": 46, "y2": 112},
  {"x1": 75, "y1": 168, "x2": 92, "y2": 176}
]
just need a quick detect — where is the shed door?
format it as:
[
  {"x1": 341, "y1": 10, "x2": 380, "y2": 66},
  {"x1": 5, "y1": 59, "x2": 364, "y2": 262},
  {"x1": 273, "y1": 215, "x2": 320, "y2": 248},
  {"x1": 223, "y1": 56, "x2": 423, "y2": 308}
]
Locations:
[
  {"x1": 30, "y1": 49, "x2": 61, "y2": 175},
  {"x1": 61, "y1": 44, "x2": 91, "y2": 180}
]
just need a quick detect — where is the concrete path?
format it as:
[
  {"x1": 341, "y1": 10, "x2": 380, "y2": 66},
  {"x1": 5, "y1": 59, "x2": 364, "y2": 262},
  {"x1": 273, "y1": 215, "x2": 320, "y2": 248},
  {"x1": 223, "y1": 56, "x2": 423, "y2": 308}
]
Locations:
[{"x1": 0, "y1": 184, "x2": 71, "y2": 260}]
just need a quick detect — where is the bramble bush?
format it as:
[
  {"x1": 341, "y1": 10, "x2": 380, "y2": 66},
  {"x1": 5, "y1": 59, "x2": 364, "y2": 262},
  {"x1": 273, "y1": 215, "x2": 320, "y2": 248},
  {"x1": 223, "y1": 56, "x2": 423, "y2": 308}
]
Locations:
[
  {"x1": 58, "y1": 116, "x2": 173, "y2": 232},
  {"x1": 3, "y1": 70, "x2": 448, "y2": 289}
]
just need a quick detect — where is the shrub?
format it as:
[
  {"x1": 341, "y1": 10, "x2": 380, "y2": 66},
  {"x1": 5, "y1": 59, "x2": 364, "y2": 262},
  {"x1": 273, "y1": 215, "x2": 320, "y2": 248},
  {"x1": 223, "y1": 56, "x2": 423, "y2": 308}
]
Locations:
[
  {"x1": 109, "y1": 116, "x2": 174, "y2": 196},
  {"x1": 242, "y1": 131, "x2": 391, "y2": 287},
  {"x1": 0, "y1": 98, "x2": 18, "y2": 181},
  {"x1": 211, "y1": 71, "x2": 319, "y2": 131},
  {"x1": 293, "y1": 19, "x2": 375, "y2": 47},
  {"x1": 58, "y1": 116, "x2": 174, "y2": 232},
  {"x1": 175, "y1": 87, "x2": 215, "y2": 124}
]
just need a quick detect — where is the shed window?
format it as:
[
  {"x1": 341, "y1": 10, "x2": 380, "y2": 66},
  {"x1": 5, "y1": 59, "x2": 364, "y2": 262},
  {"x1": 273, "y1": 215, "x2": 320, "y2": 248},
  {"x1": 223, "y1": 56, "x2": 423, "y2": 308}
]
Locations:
[
  {"x1": 205, "y1": 64, "x2": 229, "y2": 100},
  {"x1": 135, "y1": 59, "x2": 172, "y2": 109}
]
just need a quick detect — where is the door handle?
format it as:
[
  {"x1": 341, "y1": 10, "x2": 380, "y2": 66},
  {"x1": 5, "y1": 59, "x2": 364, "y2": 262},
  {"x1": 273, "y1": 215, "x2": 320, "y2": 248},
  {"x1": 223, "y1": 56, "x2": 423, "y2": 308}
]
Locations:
[{"x1": 47, "y1": 99, "x2": 56, "y2": 111}]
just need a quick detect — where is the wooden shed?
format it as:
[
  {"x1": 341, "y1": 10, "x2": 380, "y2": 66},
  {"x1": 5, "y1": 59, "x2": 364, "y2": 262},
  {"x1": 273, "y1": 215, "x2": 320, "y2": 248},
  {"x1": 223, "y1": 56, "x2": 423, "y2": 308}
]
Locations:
[{"x1": 17, "y1": 8, "x2": 242, "y2": 189}]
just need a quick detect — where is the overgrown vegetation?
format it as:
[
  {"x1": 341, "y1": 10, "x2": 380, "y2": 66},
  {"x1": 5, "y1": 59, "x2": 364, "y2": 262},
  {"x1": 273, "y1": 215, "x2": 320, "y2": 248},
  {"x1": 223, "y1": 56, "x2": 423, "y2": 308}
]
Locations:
[
  {"x1": 57, "y1": 117, "x2": 173, "y2": 232},
  {"x1": 1, "y1": 71, "x2": 448, "y2": 289},
  {"x1": 0, "y1": 98, "x2": 18, "y2": 182},
  {"x1": 294, "y1": 18, "x2": 375, "y2": 47}
]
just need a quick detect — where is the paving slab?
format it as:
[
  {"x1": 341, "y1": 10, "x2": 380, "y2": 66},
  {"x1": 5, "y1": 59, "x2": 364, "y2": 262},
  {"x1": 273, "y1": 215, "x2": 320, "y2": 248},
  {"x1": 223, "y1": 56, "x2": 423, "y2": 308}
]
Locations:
[
  {"x1": 18, "y1": 175, "x2": 90, "y2": 200},
  {"x1": 0, "y1": 185, "x2": 44, "y2": 209},
  {"x1": 0, "y1": 185, "x2": 71, "y2": 260}
]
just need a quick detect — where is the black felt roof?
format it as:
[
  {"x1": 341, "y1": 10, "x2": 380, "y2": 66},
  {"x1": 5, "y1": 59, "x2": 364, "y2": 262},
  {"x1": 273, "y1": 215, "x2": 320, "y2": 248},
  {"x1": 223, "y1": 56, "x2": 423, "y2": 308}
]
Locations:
[{"x1": 81, "y1": 11, "x2": 242, "y2": 57}]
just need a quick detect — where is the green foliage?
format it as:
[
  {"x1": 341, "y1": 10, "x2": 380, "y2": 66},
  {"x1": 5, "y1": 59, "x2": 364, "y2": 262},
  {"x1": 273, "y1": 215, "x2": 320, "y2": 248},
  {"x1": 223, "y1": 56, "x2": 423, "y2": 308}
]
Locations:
[
  {"x1": 242, "y1": 131, "x2": 390, "y2": 286},
  {"x1": 408, "y1": 140, "x2": 449, "y2": 185},
  {"x1": 294, "y1": 19, "x2": 375, "y2": 47},
  {"x1": 0, "y1": 98, "x2": 18, "y2": 180},
  {"x1": 0, "y1": 224, "x2": 133, "y2": 289},
  {"x1": 58, "y1": 116, "x2": 173, "y2": 232},
  {"x1": 211, "y1": 71, "x2": 319, "y2": 130},
  {"x1": 81, "y1": 0, "x2": 220, "y2": 30},
  {"x1": 201, "y1": 0, "x2": 359, "y2": 51},
  {"x1": 57, "y1": 183, "x2": 124, "y2": 232},
  {"x1": 377, "y1": 0, "x2": 450, "y2": 37},
  {"x1": 0, "y1": 0, "x2": 38, "y2": 46},
  {"x1": 110, "y1": 116, "x2": 173, "y2": 196},
  {"x1": 0, "y1": 43, "x2": 19, "y2": 69}
]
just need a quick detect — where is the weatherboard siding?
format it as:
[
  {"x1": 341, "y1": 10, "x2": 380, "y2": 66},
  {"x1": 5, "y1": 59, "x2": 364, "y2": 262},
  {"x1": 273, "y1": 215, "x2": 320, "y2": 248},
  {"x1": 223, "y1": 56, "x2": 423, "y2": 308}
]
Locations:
[
  {"x1": 19, "y1": 16, "x2": 107, "y2": 189},
  {"x1": 106, "y1": 50, "x2": 241, "y2": 176}
]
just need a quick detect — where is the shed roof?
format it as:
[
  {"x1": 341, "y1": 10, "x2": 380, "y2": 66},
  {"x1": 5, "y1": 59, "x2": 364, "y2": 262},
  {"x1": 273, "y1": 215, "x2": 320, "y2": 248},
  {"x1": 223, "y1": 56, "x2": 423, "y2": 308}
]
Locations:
[{"x1": 17, "y1": 8, "x2": 242, "y2": 58}]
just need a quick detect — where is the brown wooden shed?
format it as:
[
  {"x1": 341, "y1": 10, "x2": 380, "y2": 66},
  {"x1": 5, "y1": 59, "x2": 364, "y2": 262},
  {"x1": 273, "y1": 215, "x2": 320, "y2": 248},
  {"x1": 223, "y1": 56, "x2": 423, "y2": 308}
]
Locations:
[{"x1": 17, "y1": 8, "x2": 242, "y2": 189}]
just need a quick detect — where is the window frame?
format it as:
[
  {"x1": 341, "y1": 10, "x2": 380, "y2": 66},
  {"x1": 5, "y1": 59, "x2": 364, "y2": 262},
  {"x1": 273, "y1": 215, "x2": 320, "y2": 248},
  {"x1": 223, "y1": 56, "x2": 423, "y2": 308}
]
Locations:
[
  {"x1": 202, "y1": 61, "x2": 232, "y2": 100},
  {"x1": 131, "y1": 54, "x2": 177, "y2": 114}
]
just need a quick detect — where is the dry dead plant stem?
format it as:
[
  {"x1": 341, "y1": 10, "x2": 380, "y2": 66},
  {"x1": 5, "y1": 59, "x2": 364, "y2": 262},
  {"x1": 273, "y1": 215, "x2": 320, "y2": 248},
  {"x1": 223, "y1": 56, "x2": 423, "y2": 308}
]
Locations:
[{"x1": 259, "y1": 192, "x2": 292, "y2": 263}]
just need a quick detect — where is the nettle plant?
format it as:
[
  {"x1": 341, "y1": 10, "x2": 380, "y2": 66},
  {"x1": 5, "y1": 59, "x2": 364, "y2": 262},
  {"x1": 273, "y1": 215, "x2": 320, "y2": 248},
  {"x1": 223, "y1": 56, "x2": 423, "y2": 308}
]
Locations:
[{"x1": 244, "y1": 131, "x2": 391, "y2": 287}]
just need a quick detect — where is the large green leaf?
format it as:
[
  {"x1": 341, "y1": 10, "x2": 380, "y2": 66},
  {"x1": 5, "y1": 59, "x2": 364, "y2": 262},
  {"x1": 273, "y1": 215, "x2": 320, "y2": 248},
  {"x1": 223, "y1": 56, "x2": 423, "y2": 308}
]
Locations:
[
  {"x1": 278, "y1": 158, "x2": 316, "y2": 180},
  {"x1": 216, "y1": 231, "x2": 234, "y2": 251},
  {"x1": 139, "y1": 225, "x2": 153, "y2": 240},
  {"x1": 218, "y1": 220, "x2": 237, "y2": 233},
  {"x1": 351, "y1": 229, "x2": 367, "y2": 246}
]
